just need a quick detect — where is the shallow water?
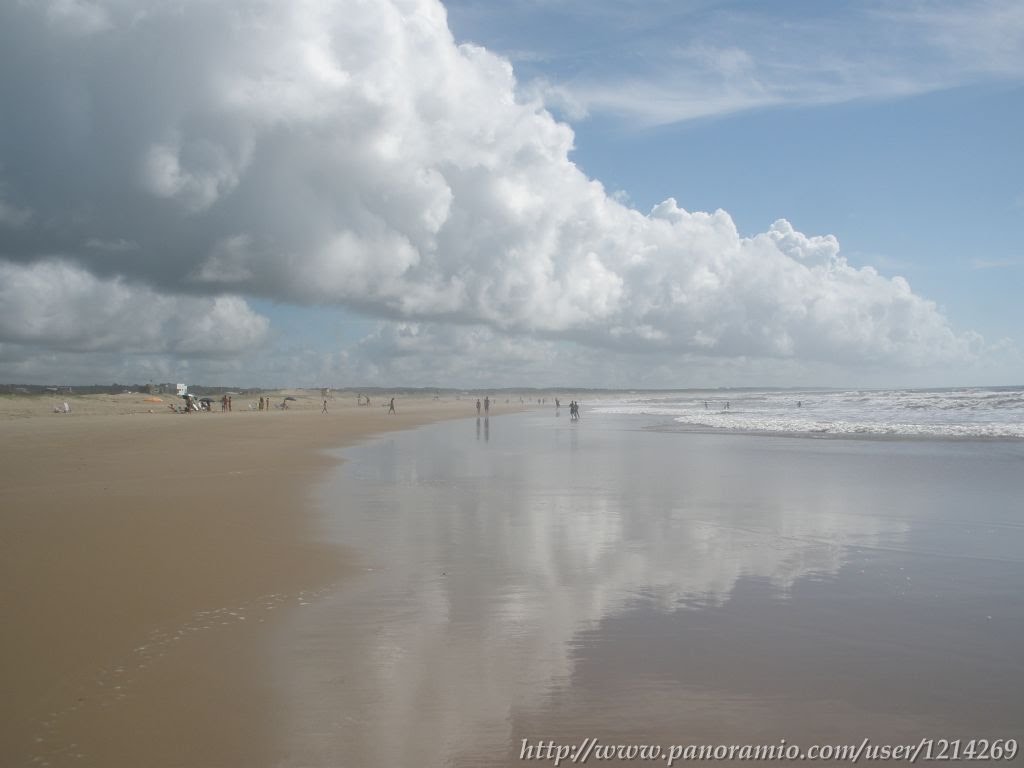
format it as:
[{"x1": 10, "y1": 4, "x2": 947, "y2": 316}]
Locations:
[{"x1": 278, "y1": 411, "x2": 1024, "y2": 766}]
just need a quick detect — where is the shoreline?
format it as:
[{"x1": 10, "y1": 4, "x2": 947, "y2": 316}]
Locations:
[{"x1": 0, "y1": 396, "x2": 519, "y2": 766}]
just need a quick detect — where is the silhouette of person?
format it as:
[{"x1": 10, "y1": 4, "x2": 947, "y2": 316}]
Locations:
[{"x1": 388, "y1": 397, "x2": 396, "y2": 414}]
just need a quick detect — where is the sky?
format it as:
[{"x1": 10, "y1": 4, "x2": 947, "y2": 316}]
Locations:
[{"x1": 0, "y1": 0, "x2": 1021, "y2": 388}]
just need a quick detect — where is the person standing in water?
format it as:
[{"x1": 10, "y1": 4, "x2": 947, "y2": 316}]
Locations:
[{"x1": 484, "y1": 396, "x2": 490, "y2": 414}]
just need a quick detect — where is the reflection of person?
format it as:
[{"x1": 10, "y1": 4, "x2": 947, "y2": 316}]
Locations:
[{"x1": 388, "y1": 397, "x2": 396, "y2": 414}]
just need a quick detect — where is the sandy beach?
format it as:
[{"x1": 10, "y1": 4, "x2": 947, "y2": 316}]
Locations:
[
  {"x1": 3, "y1": 0, "x2": 1021, "y2": 764},
  {"x1": 0, "y1": 392, "x2": 499, "y2": 767},
  {"x1": 3, "y1": 396, "x2": 1022, "y2": 767}
]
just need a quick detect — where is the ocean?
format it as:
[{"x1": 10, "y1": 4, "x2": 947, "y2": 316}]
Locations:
[{"x1": 591, "y1": 386, "x2": 1024, "y2": 439}]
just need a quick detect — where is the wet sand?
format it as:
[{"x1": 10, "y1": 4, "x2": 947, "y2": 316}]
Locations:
[
  {"x1": 0, "y1": 393, "x2": 497, "y2": 767},
  {"x1": 279, "y1": 412, "x2": 1024, "y2": 766}
]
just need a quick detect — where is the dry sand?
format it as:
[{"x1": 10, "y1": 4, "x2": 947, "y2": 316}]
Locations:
[{"x1": 0, "y1": 391, "x2": 500, "y2": 767}]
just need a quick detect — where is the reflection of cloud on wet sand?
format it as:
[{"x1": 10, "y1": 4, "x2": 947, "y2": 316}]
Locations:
[{"x1": 277, "y1": 420, "x2": 911, "y2": 766}]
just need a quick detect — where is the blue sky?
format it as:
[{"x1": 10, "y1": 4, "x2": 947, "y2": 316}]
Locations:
[{"x1": 0, "y1": 0, "x2": 1021, "y2": 387}]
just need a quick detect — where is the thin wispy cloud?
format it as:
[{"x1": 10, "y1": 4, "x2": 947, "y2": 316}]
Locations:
[
  {"x1": 468, "y1": 0, "x2": 1024, "y2": 125},
  {"x1": 878, "y1": 0, "x2": 1024, "y2": 79}
]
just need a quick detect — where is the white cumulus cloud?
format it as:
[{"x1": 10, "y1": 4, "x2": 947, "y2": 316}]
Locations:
[{"x1": 0, "y1": 260, "x2": 268, "y2": 355}]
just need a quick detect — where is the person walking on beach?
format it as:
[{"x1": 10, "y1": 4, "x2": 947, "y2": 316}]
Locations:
[
  {"x1": 322, "y1": 399, "x2": 329, "y2": 414},
  {"x1": 476, "y1": 399, "x2": 481, "y2": 416},
  {"x1": 228, "y1": 395, "x2": 233, "y2": 412},
  {"x1": 484, "y1": 396, "x2": 490, "y2": 414},
  {"x1": 388, "y1": 397, "x2": 396, "y2": 414}
]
